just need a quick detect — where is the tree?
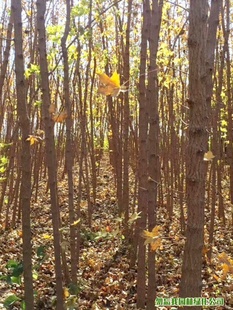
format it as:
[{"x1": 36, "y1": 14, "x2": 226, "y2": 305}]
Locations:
[
  {"x1": 147, "y1": 2, "x2": 163, "y2": 308},
  {"x1": 11, "y1": 0, "x2": 34, "y2": 308},
  {"x1": 136, "y1": 1, "x2": 150, "y2": 307},
  {"x1": 61, "y1": 0, "x2": 77, "y2": 286},
  {"x1": 136, "y1": 1, "x2": 163, "y2": 309},
  {"x1": 179, "y1": 0, "x2": 210, "y2": 304},
  {"x1": 36, "y1": 0, "x2": 64, "y2": 308}
]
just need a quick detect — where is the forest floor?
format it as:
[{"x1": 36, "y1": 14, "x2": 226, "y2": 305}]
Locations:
[{"x1": 0, "y1": 156, "x2": 233, "y2": 309}]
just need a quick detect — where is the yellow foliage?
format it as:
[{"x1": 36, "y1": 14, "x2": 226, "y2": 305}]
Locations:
[
  {"x1": 218, "y1": 252, "x2": 233, "y2": 280},
  {"x1": 141, "y1": 226, "x2": 162, "y2": 251},
  {"x1": 142, "y1": 225, "x2": 161, "y2": 239},
  {"x1": 42, "y1": 233, "x2": 53, "y2": 240},
  {"x1": 63, "y1": 287, "x2": 70, "y2": 299},
  {"x1": 150, "y1": 238, "x2": 162, "y2": 251},
  {"x1": 218, "y1": 252, "x2": 229, "y2": 264},
  {"x1": 71, "y1": 219, "x2": 81, "y2": 226},
  {"x1": 203, "y1": 150, "x2": 215, "y2": 161},
  {"x1": 26, "y1": 135, "x2": 40, "y2": 145},
  {"x1": 222, "y1": 263, "x2": 229, "y2": 280},
  {"x1": 97, "y1": 72, "x2": 121, "y2": 97}
]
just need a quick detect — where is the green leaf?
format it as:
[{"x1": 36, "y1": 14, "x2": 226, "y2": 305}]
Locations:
[
  {"x1": 0, "y1": 156, "x2": 9, "y2": 166},
  {"x1": 0, "y1": 166, "x2": 6, "y2": 173},
  {"x1": 33, "y1": 270, "x2": 39, "y2": 280},
  {"x1": 37, "y1": 245, "x2": 46, "y2": 259},
  {"x1": 24, "y1": 68, "x2": 31, "y2": 79},
  {"x1": 6, "y1": 275, "x2": 12, "y2": 285},
  {"x1": 0, "y1": 142, "x2": 13, "y2": 150},
  {"x1": 21, "y1": 300, "x2": 26, "y2": 310},
  {"x1": 6, "y1": 260, "x2": 18, "y2": 269},
  {"x1": 24, "y1": 63, "x2": 40, "y2": 79},
  {"x1": 34, "y1": 100, "x2": 43, "y2": 107},
  {"x1": 71, "y1": 3, "x2": 89, "y2": 17},
  {"x1": 10, "y1": 276, "x2": 22, "y2": 285},
  {"x1": 68, "y1": 282, "x2": 82, "y2": 295},
  {"x1": 3, "y1": 294, "x2": 21, "y2": 308},
  {"x1": 12, "y1": 262, "x2": 23, "y2": 277}
]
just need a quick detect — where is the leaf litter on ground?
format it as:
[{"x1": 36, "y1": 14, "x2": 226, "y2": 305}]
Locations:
[{"x1": 0, "y1": 157, "x2": 233, "y2": 309}]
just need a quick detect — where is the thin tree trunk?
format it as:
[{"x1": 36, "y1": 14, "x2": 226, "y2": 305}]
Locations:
[
  {"x1": 61, "y1": 0, "x2": 77, "y2": 285},
  {"x1": 0, "y1": 13, "x2": 13, "y2": 104},
  {"x1": 205, "y1": 0, "x2": 221, "y2": 261},
  {"x1": 11, "y1": 0, "x2": 34, "y2": 308},
  {"x1": 147, "y1": 1, "x2": 163, "y2": 308},
  {"x1": 223, "y1": 0, "x2": 233, "y2": 215},
  {"x1": 122, "y1": 0, "x2": 132, "y2": 236},
  {"x1": 136, "y1": 0, "x2": 149, "y2": 307},
  {"x1": 36, "y1": 1, "x2": 64, "y2": 308}
]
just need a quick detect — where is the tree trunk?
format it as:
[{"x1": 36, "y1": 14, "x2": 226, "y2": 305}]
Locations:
[
  {"x1": 11, "y1": 0, "x2": 34, "y2": 308},
  {"x1": 223, "y1": 0, "x2": 233, "y2": 220},
  {"x1": 147, "y1": 1, "x2": 163, "y2": 309},
  {"x1": 205, "y1": 0, "x2": 221, "y2": 260},
  {"x1": 61, "y1": 0, "x2": 77, "y2": 285},
  {"x1": 179, "y1": 0, "x2": 208, "y2": 306},
  {"x1": 122, "y1": 0, "x2": 132, "y2": 236},
  {"x1": 36, "y1": 1, "x2": 64, "y2": 308},
  {"x1": 136, "y1": 0, "x2": 149, "y2": 307}
]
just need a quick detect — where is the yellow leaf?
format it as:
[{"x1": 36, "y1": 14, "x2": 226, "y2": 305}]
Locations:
[
  {"x1": 97, "y1": 72, "x2": 120, "y2": 97},
  {"x1": 63, "y1": 287, "x2": 70, "y2": 299},
  {"x1": 98, "y1": 84, "x2": 120, "y2": 97},
  {"x1": 110, "y1": 72, "x2": 120, "y2": 87},
  {"x1": 142, "y1": 225, "x2": 162, "y2": 248},
  {"x1": 151, "y1": 225, "x2": 161, "y2": 236},
  {"x1": 71, "y1": 219, "x2": 80, "y2": 226},
  {"x1": 221, "y1": 263, "x2": 229, "y2": 280},
  {"x1": 88, "y1": 259, "x2": 95, "y2": 268},
  {"x1": 213, "y1": 274, "x2": 221, "y2": 282},
  {"x1": 204, "y1": 151, "x2": 215, "y2": 161},
  {"x1": 150, "y1": 238, "x2": 162, "y2": 251},
  {"x1": 218, "y1": 252, "x2": 233, "y2": 279},
  {"x1": 26, "y1": 135, "x2": 39, "y2": 145},
  {"x1": 218, "y1": 252, "x2": 229, "y2": 264},
  {"x1": 17, "y1": 230, "x2": 23, "y2": 238},
  {"x1": 142, "y1": 225, "x2": 161, "y2": 239},
  {"x1": 142, "y1": 230, "x2": 154, "y2": 239},
  {"x1": 42, "y1": 233, "x2": 53, "y2": 240}
]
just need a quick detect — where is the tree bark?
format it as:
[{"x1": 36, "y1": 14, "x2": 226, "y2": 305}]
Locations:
[
  {"x1": 11, "y1": 0, "x2": 34, "y2": 308},
  {"x1": 136, "y1": 0, "x2": 149, "y2": 308},
  {"x1": 179, "y1": 0, "x2": 208, "y2": 307},
  {"x1": 122, "y1": 0, "x2": 132, "y2": 236},
  {"x1": 147, "y1": 1, "x2": 163, "y2": 309},
  {"x1": 61, "y1": 0, "x2": 77, "y2": 285},
  {"x1": 205, "y1": 0, "x2": 221, "y2": 260},
  {"x1": 36, "y1": 1, "x2": 64, "y2": 308}
]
